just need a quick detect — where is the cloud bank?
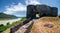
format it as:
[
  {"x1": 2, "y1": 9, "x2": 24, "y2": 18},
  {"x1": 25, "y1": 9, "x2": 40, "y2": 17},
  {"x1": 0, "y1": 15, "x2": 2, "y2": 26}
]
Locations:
[
  {"x1": 3, "y1": 0, "x2": 41, "y2": 17},
  {"x1": 26, "y1": 0, "x2": 41, "y2": 5}
]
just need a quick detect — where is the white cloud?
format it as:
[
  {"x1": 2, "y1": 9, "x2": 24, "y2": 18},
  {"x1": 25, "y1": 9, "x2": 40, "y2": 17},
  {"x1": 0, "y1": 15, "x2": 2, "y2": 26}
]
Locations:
[
  {"x1": 3, "y1": 0, "x2": 41, "y2": 17},
  {"x1": 26, "y1": 0, "x2": 41, "y2": 5},
  {"x1": 4, "y1": 3, "x2": 26, "y2": 14}
]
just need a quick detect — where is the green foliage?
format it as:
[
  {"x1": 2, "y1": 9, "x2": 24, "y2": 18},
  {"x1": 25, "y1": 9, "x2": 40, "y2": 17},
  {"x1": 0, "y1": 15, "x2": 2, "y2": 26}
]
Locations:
[
  {"x1": 7, "y1": 22, "x2": 10, "y2": 25},
  {"x1": 0, "y1": 13, "x2": 17, "y2": 19},
  {"x1": 0, "y1": 24, "x2": 4, "y2": 26},
  {"x1": 20, "y1": 17, "x2": 26, "y2": 21},
  {"x1": 0, "y1": 17, "x2": 26, "y2": 33},
  {"x1": 58, "y1": 14, "x2": 60, "y2": 16},
  {"x1": 0, "y1": 24, "x2": 7, "y2": 32},
  {"x1": 58, "y1": 14, "x2": 59, "y2": 16}
]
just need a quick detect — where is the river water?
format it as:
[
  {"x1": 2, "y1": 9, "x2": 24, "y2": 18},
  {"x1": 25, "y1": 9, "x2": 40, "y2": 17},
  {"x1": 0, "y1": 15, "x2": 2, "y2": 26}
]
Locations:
[{"x1": 0, "y1": 18, "x2": 21, "y2": 25}]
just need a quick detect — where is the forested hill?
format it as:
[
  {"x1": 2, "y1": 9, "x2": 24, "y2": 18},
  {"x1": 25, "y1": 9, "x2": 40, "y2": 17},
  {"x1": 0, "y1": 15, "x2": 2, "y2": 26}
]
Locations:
[{"x1": 0, "y1": 13, "x2": 18, "y2": 19}]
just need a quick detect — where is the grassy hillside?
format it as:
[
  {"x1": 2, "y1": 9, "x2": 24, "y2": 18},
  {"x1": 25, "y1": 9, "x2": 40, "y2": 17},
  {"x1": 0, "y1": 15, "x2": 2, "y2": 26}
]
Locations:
[
  {"x1": 0, "y1": 13, "x2": 17, "y2": 19},
  {"x1": 30, "y1": 17, "x2": 60, "y2": 33}
]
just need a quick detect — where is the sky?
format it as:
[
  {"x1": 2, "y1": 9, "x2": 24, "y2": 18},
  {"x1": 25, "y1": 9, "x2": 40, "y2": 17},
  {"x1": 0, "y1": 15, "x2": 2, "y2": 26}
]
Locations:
[{"x1": 0, "y1": 0, "x2": 60, "y2": 17}]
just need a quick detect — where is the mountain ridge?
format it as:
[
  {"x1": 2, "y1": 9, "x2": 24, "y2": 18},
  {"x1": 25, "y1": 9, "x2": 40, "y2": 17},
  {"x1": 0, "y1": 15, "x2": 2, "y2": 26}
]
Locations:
[{"x1": 0, "y1": 13, "x2": 18, "y2": 19}]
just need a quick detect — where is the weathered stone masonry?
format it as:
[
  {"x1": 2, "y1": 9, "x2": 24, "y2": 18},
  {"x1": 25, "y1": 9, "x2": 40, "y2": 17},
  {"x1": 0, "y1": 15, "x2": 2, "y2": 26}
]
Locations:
[{"x1": 26, "y1": 5, "x2": 58, "y2": 19}]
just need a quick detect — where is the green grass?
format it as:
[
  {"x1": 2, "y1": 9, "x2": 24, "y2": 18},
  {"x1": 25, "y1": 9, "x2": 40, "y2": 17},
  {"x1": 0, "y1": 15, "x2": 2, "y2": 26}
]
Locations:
[
  {"x1": 0, "y1": 26, "x2": 7, "y2": 33},
  {"x1": 0, "y1": 17, "x2": 26, "y2": 33}
]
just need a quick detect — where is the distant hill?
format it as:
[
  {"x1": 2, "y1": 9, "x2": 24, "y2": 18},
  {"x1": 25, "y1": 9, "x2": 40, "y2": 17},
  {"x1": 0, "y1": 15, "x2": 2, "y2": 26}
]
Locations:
[{"x1": 0, "y1": 13, "x2": 18, "y2": 19}]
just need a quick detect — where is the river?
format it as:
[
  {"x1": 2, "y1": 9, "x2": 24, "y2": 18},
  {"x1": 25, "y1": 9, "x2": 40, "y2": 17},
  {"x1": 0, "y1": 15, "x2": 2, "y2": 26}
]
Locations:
[{"x1": 0, "y1": 18, "x2": 21, "y2": 25}]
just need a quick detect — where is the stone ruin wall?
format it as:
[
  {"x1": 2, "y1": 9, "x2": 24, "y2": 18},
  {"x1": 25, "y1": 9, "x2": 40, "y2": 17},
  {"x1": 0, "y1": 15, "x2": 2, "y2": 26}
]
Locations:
[{"x1": 27, "y1": 5, "x2": 58, "y2": 19}]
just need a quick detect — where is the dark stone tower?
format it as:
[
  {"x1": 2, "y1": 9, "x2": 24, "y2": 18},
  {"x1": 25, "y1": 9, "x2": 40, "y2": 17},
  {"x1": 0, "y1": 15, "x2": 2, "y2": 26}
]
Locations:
[
  {"x1": 26, "y1": 5, "x2": 58, "y2": 19},
  {"x1": 27, "y1": 5, "x2": 36, "y2": 19}
]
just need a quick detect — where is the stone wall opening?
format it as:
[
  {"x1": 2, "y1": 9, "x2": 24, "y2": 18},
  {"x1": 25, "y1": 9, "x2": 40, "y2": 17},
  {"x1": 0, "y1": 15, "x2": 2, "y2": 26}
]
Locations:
[{"x1": 36, "y1": 12, "x2": 40, "y2": 18}]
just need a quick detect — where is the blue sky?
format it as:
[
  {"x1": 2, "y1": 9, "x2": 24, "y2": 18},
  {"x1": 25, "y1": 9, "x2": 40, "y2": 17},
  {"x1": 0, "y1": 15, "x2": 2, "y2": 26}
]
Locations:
[{"x1": 0, "y1": 0, "x2": 60, "y2": 17}]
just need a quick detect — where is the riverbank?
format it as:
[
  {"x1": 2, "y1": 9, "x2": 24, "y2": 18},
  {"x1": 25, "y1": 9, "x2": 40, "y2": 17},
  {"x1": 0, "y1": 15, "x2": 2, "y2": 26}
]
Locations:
[
  {"x1": 0, "y1": 18, "x2": 21, "y2": 25},
  {"x1": 0, "y1": 17, "x2": 26, "y2": 33}
]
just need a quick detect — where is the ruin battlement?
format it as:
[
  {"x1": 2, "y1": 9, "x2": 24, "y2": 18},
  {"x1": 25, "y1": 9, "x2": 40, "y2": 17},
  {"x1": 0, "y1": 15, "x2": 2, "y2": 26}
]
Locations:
[{"x1": 26, "y1": 5, "x2": 58, "y2": 19}]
